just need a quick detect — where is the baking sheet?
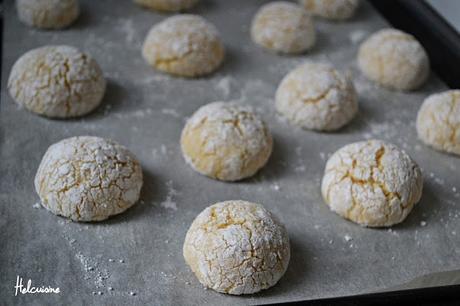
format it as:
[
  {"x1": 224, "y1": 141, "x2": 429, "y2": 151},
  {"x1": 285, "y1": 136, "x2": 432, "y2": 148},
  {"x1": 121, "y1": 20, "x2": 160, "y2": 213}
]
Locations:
[{"x1": 1, "y1": 0, "x2": 459, "y2": 305}]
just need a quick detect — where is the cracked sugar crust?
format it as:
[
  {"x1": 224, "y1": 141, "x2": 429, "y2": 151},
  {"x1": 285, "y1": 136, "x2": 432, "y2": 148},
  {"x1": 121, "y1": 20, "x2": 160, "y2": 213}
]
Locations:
[
  {"x1": 358, "y1": 28, "x2": 430, "y2": 91},
  {"x1": 134, "y1": 0, "x2": 199, "y2": 12},
  {"x1": 299, "y1": 0, "x2": 359, "y2": 20},
  {"x1": 321, "y1": 140, "x2": 423, "y2": 227},
  {"x1": 34, "y1": 136, "x2": 143, "y2": 222},
  {"x1": 417, "y1": 90, "x2": 460, "y2": 156},
  {"x1": 250, "y1": 1, "x2": 316, "y2": 54},
  {"x1": 275, "y1": 62, "x2": 358, "y2": 131},
  {"x1": 142, "y1": 15, "x2": 224, "y2": 77},
  {"x1": 180, "y1": 102, "x2": 273, "y2": 181},
  {"x1": 8, "y1": 45, "x2": 106, "y2": 118},
  {"x1": 183, "y1": 200, "x2": 290, "y2": 295},
  {"x1": 17, "y1": 0, "x2": 79, "y2": 29}
]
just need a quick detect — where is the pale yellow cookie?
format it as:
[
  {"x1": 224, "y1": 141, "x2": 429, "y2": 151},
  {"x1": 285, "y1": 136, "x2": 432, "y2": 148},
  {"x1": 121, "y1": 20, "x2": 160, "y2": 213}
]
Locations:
[
  {"x1": 251, "y1": 1, "x2": 316, "y2": 54},
  {"x1": 321, "y1": 140, "x2": 423, "y2": 227},
  {"x1": 358, "y1": 28, "x2": 430, "y2": 91},
  {"x1": 17, "y1": 0, "x2": 79, "y2": 29},
  {"x1": 35, "y1": 136, "x2": 143, "y2": 222},
  {"x1": 183, "y1": 200, "x2": 290, "y2": 295},
  {"x1": 142, "y1": 15, "x2": 224, "y2": 77},
  {"x1": 276, "y1": 62, "x2": 358, "y2": 131},
  {"x1": 180, "y1": 102, "x2": 272, "y2": 181},
  {"x1": 416, "y1": 90, "x2": 460, "y2": 155},
  {"x1": 134, "y1": 0, "x2": 199, "y2": 12},
  {"x1": 8, "y1": 45, "x2": 106, "y2": 118}
]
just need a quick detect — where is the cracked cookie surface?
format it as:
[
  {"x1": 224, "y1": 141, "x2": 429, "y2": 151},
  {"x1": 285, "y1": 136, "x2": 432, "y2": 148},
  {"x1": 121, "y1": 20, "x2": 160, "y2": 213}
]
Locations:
[
  {"x1": 8, "y1": 45, "x2": 106, "y2": 118},
  {"x1": 275, "y1": 62, "x2": 357, "y2": 131},
  {"x1": 35, "y1": 136, "x2": 143, "y2": 222},
  {"x1": 358, "y1": 28, "x2": 429, "y2": 91},
  {"x1": 180, "y1": 102, "x2": 273, "y2": 181},
  {"x1": 251, "y1": 1, "x2": 316, "y2": 54},
  {"x1": 321, "y1": 140, "x2": 423, "y2": 227},
  {"x1": 417, "y1": 90, "x2": 460, "y2": 156},
  {"x1": 17, "y1": 0, "x2": 79, "y2": 29},
  {"x1": 299, "y1": 0, "x2": 359, "y2": 20},
  {"x1": 134, "y1": 0, "x2": 199, "y2": 12},
  {"x1": 142, "y1": 15, "x2": 224, "y2": 77},
  {"x1": 183, "y1": 200, "x2": 290, "y2": 295}
]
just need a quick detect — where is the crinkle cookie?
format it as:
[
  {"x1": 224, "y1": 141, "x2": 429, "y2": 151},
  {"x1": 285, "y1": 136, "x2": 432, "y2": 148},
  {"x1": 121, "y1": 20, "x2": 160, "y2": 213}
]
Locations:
[
  {"x1": 299, "y1": 0, "x2": 359, "y2": 20},
  {"x1": 17, "y1": 0, "x2": 79, "y2": 29},
  {"x1": 8, "y1": 45, "x2": 106, "y2": 118},
  {"x1": 416, "y1": 90, "x2": 460, "y2": 156},
  {"x1": 251, "y1": 1, "x2": 316, "y2": 54},
  {"x1": 142, "y1": 14, "x2": 224, "y2": 77},
  {"x1": 180, "y1": 102, "x2": 273, "y2": 181},
  {"x1": 358, "y1": 28, "x2": 430, "y2": 91},
  {"x1": 35, "y1": 136, "x2": 143, "y2": 222},
  {"x1": 183, "y1": 200, "x2": 290, "y2": 295},
  {"x1": 321, "y1": 140, "x2": 423, "y2": 227},
  {"x1": 275, "y1": 62, "x2": 358, "y2": 131},
  {"x1": 134, "y1": 0, "x2": 199, "y2": 12}
]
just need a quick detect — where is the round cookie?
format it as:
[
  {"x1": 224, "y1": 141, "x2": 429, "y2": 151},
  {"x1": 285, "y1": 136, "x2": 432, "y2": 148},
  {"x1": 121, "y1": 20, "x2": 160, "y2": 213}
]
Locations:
[
  {"x1": 358, "y1": 28, "x2": 430, "y2": 91},
  {"x1": 299, "y1": 0, "x2": 359, "y2": 20},
  {"x1": 134, "y1": 0, "x2": 199, "y2": 12},
  {"x1": 183, "y1": 200, "x2": 290, "y2": 295},
  {"x1": 321, "y1": 140, "x2": 423, "y2": 227},
  {"x1": 8, "y1": 45, "x2": 106, "y2": 118},
  {"x1": 275, "y1": 62, "x2": 358, "y2": 131},
  {"x1": 250, "y1": 1, "x2": 316, "y2": 54},
  {"x1": 35, "y1": 136, "x2": 143, "y2": 222},
  {"x1": 142, "y1": 15, "x2": 224, "y2": 77},
  {"x1": 416, "y1": 90, "x2": 460, "y2": 156},
  {"x1": 180, "y1": 102, "x2": 272, "y2": 181},
  {"x1": 17, "y1": 0, "x2": 79, "y2": 29}
]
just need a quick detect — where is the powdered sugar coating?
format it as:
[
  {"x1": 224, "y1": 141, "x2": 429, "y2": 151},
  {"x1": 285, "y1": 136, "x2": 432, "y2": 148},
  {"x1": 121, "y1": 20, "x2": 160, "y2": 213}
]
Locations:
[
  {"x1": 275, "y1": 62, "x2": 358, "y2": 131},
  {"x1": 180, "y1": 102, "x2": 273, "y2": 181},
  {"x1": 299, "y1": 0, "x2": 359, "y2": 20},
  {"x1": 183, "y1": 200, "x2": 290, "y2": 295},
  {"x1": 416, "y1": 90, "x2": 460, "y2": 156},
  {"x1": 142, "y1": 15, "x2": 224, "y2": 77},
  {"x1": 251, "y1": 1, "x2": 316, "y2": 54},
  {"x1": 358, "y1": 28, "x2": 430, "y2": 91},
  {"x1": 8, "y1": 45, "x2": 106, "y2": 118},
  {"x1": 35, "y1": 136, "x2": 143, "y2": 222},
  {"x1": 17, "y1": 0, "x2": 79, "y2": 29},
  {"x1": 134, "y1": 0, "x2": 199, "y2": 12},
  {"x1": 321, "y1": 140, "x2": 423, "y2": 227}
]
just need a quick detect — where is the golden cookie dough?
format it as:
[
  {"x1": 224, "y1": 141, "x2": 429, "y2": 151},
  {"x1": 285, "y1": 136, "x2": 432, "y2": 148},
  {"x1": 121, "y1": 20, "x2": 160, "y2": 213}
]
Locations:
[
  {"x1": 134, "y1": 0, "x2": 199, "y2": 12},
  {"x1": 180, "y1": 102, "x2": 272, "y2": 181},
  {"x1": 358, "y1": 28, "x2": 430, "y2": 91},
  {"x1": 8, "y1": 45, "x2": 106, "y2": 118},
  {"x1": 183, "y1": 200, "x2": 290, "y2": 294},
  {"x1": 299, "y1": 0, "x2": 359, "y2": 20},
  {"x1": 35, "y1": 136, "x2": 143, "y2": 222},
  {"x1": 275, "y1": 62, "x2": 358, "y2": 131},
  {"x1": 17, "y1": 0, "x2": 79, "y2": 29},
  {"x1": 416, "y1": 90, "x2": 460, "y2": 155},
  {"x1": 251, "y1": 1, "x2": 316, "y2": 54},
  {"x1": 321, "y1": 140, "x2": 423, "y2": 227},
  {"x1": 142, "y1": 14, "x2": 224, "y2": 77}
]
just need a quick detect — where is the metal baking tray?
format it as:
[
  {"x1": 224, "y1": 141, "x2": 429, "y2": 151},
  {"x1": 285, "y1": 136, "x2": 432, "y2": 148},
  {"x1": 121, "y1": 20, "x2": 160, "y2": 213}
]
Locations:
[{"x1": 1, "y1": 0, "x2": 459, "y2": 305}]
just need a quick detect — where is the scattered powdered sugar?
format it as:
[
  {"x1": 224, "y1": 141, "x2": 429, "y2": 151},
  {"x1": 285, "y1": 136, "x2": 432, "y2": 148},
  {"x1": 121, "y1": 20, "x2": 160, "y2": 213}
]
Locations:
[
  {"x1": 118, "y1": 19, "x2": 138, "y2": 45},
  {"x1": 161, "y1": 108, "x2": 181, "y2": 118},
  {"x1": 215, "y1": 76, "x2": 234, "y2": 98},
  {"x1": 349, "y1": 30, "x2": 368, "y2": 44},
  {"x1": 160, "y1": 181, "x2": 179, "y2": 211}
]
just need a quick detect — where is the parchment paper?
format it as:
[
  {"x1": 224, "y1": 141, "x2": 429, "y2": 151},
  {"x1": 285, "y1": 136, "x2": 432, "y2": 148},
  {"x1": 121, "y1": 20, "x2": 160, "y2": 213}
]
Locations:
[{"x1": 1, "y1": 0, "x2": 459, "y2": 305}]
